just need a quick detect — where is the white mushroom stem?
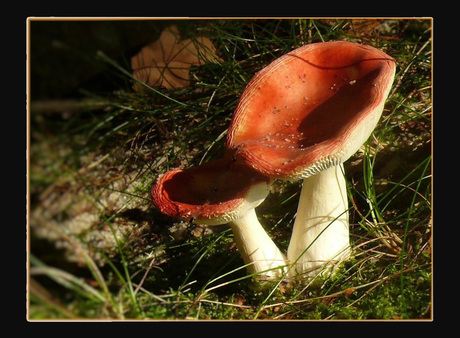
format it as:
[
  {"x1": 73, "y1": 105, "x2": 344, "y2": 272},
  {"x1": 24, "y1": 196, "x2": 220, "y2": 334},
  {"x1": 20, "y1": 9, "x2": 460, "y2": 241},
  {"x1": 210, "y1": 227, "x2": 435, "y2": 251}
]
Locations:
[
  {"x1": 229, "y1": 207, "x2": 287, "y2": 281},
  {"x1": 287, "y1": 164, "x2": 350, "y2": 278}
]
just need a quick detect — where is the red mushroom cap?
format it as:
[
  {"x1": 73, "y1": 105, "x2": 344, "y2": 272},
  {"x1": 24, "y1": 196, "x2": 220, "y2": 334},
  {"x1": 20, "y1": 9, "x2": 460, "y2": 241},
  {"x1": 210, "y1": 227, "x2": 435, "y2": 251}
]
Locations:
[
  {"x1": 226, "y1": 41, "x2": 396, "y2": 180},
  {"x1": 151, "y1": 158, "x2": 271, "y2": 225}
]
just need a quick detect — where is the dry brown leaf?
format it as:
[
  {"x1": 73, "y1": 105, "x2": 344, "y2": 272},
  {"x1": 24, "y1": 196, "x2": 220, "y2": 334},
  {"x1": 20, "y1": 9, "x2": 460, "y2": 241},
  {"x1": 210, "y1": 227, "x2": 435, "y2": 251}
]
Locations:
[
  {"x1": 348, "y1": 19, "x2": 384, "y2": 37},
  {"x1": 131, "y1": 25, "x2": 221, "y2": 91},
  {"x1": 234, "y1": 293, "x2": 246, "y2": 306}
]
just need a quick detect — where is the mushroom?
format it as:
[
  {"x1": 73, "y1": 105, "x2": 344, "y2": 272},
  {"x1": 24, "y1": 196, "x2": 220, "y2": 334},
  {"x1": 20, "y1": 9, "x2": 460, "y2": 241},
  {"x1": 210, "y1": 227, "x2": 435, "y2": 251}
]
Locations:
[
  {"x1": 151, "y1": 157, "x2": 287, "y2": 281},
  {"x1": 226, "y1": 41, "x2": 396, "y2": 278}
]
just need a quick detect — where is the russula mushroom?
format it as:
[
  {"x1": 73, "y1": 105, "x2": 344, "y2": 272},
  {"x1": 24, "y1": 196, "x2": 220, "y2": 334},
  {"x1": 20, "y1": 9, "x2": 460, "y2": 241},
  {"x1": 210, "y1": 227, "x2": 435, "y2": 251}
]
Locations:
[
  {"x1": 151, "y1": 157, "x2": 287, "y2": 281},
  {"x1": 226, "y1": 41, "x2": 396, "y2": 278}
]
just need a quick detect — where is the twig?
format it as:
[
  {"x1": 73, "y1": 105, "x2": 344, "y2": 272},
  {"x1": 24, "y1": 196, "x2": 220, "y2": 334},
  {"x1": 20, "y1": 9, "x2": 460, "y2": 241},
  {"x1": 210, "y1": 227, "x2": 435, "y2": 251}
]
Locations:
[
  {"x1": 30, "y1": 98, "x2": 109, "y2": 115},
  {"x1": 133, "y1": 256, "x2": 163, "y2": 296},
  {"x1": 198, "y1": 299, "x2": 252, "y2": 309}
]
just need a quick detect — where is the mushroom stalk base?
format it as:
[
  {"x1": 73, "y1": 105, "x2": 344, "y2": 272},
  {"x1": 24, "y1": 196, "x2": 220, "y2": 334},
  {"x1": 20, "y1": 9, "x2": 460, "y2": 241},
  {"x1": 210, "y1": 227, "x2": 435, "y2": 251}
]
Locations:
[
  {"x1": 287, "y1": 164, "x2": 350, "y2": 279},
  {"x1": 229, "y1": 208, "x2": 287, "y2": 281}
]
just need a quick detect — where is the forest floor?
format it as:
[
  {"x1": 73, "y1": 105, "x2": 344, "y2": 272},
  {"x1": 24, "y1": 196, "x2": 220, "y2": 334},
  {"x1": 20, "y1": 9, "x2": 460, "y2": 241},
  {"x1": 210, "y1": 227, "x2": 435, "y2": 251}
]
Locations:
[{"x1": 28, "y1": 18, "x2": 432, "y2": 320}]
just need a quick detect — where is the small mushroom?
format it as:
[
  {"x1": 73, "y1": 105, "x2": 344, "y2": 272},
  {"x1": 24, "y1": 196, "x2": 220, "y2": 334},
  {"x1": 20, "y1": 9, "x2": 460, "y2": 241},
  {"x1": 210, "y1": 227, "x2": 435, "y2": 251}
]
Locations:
[
  {"x1": 151, "y1": 157, "x2": 287, "y2": 281},
  {"x1": 226, "y1": 41, "x2": 396, "y2": 278}
]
